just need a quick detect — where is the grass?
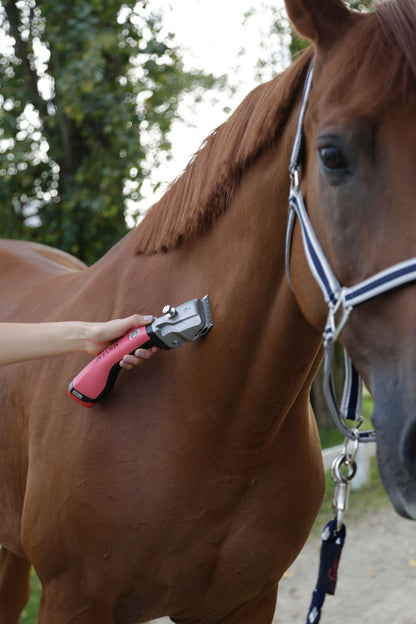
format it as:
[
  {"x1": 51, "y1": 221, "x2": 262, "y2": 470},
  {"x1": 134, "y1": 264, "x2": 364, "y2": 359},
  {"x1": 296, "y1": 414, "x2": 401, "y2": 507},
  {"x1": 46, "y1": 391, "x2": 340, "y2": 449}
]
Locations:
[
  {"x1": 19, "y1": 569, "x2": 41, "y2": 623},
  {"x1": 20, "y1": 397, "x2": 384, "y2": 623}
]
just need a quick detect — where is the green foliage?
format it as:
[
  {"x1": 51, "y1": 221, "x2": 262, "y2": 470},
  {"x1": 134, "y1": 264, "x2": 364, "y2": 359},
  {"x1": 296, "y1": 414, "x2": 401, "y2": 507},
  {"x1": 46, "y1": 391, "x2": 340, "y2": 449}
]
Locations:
[
  {"x1": 0, "y1": 0, "x2": 219, "y2": 263},
  {"x1": 19, "y1": 569, "x2": 41, "y2": 623}
]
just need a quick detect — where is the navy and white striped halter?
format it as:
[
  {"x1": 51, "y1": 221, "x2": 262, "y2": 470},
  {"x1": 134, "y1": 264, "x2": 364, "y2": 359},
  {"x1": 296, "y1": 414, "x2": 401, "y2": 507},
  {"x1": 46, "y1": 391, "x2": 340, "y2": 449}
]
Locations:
[{"x1": 286, "y1": 63, "x2": 416, "y2": 443}]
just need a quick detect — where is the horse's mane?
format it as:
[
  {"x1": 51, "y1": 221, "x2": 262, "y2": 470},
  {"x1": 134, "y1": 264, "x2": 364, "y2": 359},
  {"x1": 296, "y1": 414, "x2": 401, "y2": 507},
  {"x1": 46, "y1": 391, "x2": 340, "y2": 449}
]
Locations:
[
  {"x1": 134, "y1": 0, "x2": 416, "y2": 256},
  {"x1": 133, "y1": 48, "x2": 313, "y2": 255}
]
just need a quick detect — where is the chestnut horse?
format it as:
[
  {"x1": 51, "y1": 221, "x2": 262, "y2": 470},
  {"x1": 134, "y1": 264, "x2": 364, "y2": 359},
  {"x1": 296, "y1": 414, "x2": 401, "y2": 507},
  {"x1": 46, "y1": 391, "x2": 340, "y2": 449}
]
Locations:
[{"x1": 1, "y1": 0, "x2": 416, "y2": 622}]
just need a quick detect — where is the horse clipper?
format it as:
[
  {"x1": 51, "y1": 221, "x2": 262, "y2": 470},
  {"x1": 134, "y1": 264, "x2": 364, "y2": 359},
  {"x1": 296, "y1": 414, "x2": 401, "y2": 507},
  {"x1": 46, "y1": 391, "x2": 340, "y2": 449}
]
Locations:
[{"x1": 68, "y1": 295, "x2": 213, "y2": 407}]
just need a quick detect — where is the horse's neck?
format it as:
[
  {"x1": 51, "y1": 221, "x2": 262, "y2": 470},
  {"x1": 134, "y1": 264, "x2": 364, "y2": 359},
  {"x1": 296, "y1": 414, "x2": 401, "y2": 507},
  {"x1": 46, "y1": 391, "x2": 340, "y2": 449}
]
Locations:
[{"x1": 194, "y1": 133, "x2": 322, "y2": 418}]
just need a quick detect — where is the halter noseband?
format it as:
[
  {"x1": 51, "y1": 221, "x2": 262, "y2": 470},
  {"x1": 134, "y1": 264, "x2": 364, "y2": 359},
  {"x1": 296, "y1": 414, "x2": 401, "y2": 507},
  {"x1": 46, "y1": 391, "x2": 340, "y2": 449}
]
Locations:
[{"x1": 286, "y1": 63, "x2": 416, "y2": 443}]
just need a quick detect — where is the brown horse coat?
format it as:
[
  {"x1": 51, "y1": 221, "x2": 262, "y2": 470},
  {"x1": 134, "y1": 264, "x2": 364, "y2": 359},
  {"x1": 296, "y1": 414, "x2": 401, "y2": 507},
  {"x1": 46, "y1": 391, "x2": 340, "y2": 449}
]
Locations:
[{"x1": 1, "y1": 1, "x2": 416, "y2": 622}]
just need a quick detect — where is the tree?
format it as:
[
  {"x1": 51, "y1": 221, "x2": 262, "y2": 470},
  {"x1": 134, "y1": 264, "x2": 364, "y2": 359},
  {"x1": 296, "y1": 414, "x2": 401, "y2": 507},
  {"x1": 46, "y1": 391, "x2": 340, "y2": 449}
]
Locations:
[{"x1": 0, "y1": 0, "x2": 219, "y2": 263}]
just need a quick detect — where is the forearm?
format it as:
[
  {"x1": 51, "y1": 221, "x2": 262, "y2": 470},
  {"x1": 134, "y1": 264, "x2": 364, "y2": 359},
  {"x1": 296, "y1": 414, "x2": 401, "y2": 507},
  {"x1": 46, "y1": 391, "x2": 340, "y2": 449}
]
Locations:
[
  {"x1": 0, "y1": 314, "x2": 155, "y2": 366},
  {"x1": 0, "y1": 322, "x2": 90, "y2": 365}
]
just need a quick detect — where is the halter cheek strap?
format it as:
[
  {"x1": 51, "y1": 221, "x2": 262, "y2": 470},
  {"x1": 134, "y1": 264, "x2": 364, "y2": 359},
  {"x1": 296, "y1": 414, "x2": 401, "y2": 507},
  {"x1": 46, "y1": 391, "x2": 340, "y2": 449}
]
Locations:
[{"x1": 286, "y1": 62, "x2": 416, "y2": 443}]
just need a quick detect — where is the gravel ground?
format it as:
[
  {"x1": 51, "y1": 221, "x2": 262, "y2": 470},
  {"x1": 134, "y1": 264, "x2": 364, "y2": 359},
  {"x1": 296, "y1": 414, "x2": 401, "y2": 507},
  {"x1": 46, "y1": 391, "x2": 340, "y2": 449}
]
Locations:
[{"x1": 275, "y1": 504, "x2": 416, "y2": 623}]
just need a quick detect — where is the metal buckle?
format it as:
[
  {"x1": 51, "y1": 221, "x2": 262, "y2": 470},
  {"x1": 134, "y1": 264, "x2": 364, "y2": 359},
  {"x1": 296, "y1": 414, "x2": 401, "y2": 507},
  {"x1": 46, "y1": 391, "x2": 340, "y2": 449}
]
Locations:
[{"x1": 289, "y1": 167, "x2": 300, "y2": 192}]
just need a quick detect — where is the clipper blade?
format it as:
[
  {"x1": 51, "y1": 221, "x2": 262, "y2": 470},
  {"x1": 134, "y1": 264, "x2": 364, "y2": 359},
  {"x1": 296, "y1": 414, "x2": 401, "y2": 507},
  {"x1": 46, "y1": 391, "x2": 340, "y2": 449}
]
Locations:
[{"x1": 194, "y1": 295, "x2": 213, "y2": 340}]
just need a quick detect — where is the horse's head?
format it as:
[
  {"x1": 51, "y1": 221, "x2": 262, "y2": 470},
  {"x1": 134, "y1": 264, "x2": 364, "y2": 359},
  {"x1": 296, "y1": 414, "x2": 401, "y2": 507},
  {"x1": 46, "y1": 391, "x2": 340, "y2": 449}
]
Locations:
[{"x1": 285, "y1": 0, "x2": 416, "y2": 518}]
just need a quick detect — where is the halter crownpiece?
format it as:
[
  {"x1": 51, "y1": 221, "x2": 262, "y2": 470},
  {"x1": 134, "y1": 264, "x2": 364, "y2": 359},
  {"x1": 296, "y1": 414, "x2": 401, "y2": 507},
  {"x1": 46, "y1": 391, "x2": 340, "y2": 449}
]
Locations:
[{"x1": 286, "y1": 62, "x2": 416, "y2": 443}]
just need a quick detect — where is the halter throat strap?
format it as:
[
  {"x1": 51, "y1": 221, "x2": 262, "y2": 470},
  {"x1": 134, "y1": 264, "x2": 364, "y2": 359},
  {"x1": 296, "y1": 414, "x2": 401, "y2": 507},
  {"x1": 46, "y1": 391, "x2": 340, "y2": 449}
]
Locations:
[{"x1": 286, "y1": 62, "x2": 416, "y2": 443}]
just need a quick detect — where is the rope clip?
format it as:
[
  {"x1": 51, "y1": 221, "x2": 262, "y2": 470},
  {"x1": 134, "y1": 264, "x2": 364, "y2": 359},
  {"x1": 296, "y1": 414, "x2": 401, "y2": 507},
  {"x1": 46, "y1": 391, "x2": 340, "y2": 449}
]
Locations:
[{"x1": 330, "y1": 434, "x2": 359, "y2": 532}]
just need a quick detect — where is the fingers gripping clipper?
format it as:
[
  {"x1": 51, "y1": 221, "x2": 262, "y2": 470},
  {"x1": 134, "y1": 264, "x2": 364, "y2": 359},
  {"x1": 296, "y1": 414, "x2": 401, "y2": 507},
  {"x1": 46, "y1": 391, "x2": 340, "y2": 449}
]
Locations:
[{"x1": 69, "y1": 295, "x2": 213, "y2": 407}]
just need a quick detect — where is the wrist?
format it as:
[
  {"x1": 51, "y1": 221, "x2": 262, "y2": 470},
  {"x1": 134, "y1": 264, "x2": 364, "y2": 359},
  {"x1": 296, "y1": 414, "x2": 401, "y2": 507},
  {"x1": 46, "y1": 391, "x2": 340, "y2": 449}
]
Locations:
[{"x1": 66, "y1": 321, "x2": 92, "y2": 353}]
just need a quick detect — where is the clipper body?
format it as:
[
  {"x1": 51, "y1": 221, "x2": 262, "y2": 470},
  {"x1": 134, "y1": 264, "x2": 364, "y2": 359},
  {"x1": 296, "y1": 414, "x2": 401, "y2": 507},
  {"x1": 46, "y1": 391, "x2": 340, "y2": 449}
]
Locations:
[{"x1": 69, "y1": 296, "x2": 212, "y2": 407}]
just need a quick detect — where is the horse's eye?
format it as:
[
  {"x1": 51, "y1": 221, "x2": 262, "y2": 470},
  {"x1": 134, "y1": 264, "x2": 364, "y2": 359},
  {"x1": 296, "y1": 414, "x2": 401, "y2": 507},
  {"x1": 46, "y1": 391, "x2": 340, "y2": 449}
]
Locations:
[{"x1": 318, "y1": 146, "x2": 348, "y2": 172}]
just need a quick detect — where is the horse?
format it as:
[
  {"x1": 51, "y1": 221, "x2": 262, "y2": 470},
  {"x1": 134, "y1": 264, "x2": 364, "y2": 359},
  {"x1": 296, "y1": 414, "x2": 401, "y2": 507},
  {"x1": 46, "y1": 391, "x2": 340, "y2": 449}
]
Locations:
[{"x1": 1, "y1": 0, "x2": 415, "y2": 621}]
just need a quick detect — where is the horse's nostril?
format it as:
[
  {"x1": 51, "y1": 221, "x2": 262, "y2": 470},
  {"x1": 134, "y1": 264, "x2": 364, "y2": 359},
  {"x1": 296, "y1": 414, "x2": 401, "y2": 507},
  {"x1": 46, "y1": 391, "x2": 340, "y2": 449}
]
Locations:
[{"x1": 401, "y1": 419, "x2": 416, "y2": 479}]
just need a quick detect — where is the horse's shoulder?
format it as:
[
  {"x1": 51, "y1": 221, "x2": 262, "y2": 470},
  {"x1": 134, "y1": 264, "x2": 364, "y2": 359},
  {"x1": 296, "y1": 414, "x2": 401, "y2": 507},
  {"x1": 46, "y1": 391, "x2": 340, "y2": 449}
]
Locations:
[{"x1": 0, "y1": 239, "x2": 86, "y2": 273}]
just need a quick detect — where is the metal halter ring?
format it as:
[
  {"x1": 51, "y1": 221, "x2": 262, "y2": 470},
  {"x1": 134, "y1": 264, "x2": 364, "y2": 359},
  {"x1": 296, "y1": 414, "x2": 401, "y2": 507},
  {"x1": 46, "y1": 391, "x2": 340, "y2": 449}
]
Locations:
[
  {"x1": 324, "y1": 288, "x2": 353, "y2": 346},
  {"x1": 331, "y1": 434, "x2": 359, "y2": 484},
  {"x1": 331, "y1": 454, "x2": 357, "y2": 484}
]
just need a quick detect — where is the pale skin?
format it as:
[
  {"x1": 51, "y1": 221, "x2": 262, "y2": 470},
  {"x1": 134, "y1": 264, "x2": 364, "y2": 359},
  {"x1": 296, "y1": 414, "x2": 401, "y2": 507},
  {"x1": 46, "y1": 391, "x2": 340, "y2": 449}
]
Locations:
[{"x1": 0, "y1": 314, "x2": 158, "y2": 368}]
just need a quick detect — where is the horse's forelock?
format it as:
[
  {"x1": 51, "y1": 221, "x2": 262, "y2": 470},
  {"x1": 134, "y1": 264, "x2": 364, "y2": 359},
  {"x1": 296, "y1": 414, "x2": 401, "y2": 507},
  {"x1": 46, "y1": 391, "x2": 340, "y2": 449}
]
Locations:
[
  {"x1": 319, "y1": 0, "x2": 416, "y2": 115},
  {"x1": 376, "y1": 0, "x2": 416, "y2": 81}
]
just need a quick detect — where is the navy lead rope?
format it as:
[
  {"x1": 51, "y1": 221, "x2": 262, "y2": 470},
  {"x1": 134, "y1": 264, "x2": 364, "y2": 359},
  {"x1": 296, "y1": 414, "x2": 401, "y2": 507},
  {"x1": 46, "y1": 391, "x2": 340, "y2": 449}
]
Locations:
[
  {"x1": 305, "y1": 520, "x2": 346, "y2": 624},
  {"x1": 305, "y1": 441, "x2": 357, "y2": 624}
]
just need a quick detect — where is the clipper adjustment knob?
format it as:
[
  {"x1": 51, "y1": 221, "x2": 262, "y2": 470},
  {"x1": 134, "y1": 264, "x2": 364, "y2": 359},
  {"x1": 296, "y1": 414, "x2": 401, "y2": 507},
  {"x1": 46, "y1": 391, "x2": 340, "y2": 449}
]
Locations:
[{"x1": 163, "y1": 305, "x2": 177, "y2": 319}]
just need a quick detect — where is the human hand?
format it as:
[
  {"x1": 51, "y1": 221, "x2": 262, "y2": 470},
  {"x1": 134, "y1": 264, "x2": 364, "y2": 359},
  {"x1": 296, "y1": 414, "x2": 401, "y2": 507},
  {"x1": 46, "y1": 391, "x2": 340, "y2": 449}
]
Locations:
[{"x1": 86, "y1": 315, "x2": 158, "y2": 368}]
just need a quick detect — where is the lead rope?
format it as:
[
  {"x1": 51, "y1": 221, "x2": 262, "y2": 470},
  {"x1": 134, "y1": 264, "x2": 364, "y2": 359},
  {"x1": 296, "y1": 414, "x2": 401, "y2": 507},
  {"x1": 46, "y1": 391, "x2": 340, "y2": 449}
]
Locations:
[
  {"x1": 305, "y1": 438, "x2": 358, "y2": 624},
  {"x1": 305, "y1": 521, "x2": 346, "y2": 624}
]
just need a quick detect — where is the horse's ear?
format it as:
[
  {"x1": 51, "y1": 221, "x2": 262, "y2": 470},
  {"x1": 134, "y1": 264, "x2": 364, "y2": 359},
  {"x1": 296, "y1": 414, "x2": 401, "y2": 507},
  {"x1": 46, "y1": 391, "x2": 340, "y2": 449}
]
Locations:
[{"x1": 284, "y1": 0, "x2": 357, "y2": 50}]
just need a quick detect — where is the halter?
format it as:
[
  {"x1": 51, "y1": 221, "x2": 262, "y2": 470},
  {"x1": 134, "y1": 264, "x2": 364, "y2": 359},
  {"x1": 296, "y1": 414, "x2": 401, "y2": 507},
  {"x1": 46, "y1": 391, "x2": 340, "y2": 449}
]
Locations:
[{"x1": 286, "y1": 63, "x2": 416, "y2": 443}]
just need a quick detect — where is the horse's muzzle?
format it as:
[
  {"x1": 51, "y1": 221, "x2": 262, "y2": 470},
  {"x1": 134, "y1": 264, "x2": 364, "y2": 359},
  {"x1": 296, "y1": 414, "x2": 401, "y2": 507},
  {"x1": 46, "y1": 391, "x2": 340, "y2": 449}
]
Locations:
[{"x1": 373, "y1": 375, "x2": 416, "y2": 520}]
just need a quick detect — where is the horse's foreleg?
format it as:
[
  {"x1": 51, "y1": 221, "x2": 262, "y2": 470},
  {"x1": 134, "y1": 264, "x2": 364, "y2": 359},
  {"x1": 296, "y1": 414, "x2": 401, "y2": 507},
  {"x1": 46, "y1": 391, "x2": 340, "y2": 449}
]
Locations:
[
  {"x1": 38, "y1": 577, "x2": 114, "y2": 624},
  {"x1": 0, "y1": 547, "x2": 31, "y2": 624}
]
